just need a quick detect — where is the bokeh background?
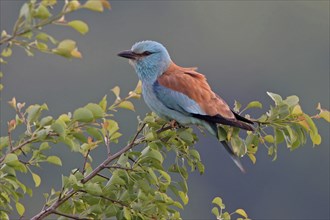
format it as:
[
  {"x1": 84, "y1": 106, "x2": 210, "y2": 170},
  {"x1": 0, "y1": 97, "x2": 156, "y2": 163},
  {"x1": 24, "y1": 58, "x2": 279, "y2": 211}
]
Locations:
[{"x1": 1, "y1": 1, "x2": 329, "y2": 219}]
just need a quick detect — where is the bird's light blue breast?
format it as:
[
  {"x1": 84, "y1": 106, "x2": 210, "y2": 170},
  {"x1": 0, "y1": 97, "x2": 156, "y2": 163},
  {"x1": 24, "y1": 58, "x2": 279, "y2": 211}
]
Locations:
[{"x1": 142, "y1": 81, "x2": 217, "y2": 136}]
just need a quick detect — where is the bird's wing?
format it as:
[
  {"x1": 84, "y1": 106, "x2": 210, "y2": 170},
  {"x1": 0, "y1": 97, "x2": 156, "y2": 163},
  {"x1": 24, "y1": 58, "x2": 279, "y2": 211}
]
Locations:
[
  {"x1": 155, "y1": 62, "x2": 254, "y2": 130},
  {"x1": 156, "y1": 63, "x2": 235, "y2": 117},
  {"x1": 153, "y1": 80, "x2": 204, "y2": 115}
]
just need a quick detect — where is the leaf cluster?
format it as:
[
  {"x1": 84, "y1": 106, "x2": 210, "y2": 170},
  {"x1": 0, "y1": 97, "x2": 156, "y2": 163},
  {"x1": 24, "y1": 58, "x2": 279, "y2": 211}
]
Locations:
[
  {"x1": 221, "y1": 92, "x2": 329, "y2": 164},
  {"x1": 0, "y1": 0, "x2": 111, "y2": 90},
  {"x1": 0, "y1": 83, "x2": 205, "y2": 219},
  {"x1": 212, "y1": 197, "x2": 249, "y2": 220}
]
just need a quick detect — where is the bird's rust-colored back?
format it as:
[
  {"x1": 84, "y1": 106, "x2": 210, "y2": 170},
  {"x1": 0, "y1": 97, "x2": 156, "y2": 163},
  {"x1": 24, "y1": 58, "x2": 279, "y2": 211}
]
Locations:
[{"x1": 157, "y1": 62, "x2": 235, "y2": 119}]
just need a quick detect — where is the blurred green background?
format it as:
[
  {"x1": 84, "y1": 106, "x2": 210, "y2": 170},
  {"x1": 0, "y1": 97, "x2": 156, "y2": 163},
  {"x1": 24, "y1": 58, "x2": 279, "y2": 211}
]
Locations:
[{"x1": 1, "y1": 1, "x2": 329, "y2": 219}]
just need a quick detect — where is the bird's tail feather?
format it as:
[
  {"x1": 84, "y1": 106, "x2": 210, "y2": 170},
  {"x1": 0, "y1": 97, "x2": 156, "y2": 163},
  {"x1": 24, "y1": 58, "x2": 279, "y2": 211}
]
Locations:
[
  {"x1": 220, "y1": 140, "x2": 246, "y2": 173},
  {"x1": 207, "y1": 122, "x2": 246, "y2": 173}
]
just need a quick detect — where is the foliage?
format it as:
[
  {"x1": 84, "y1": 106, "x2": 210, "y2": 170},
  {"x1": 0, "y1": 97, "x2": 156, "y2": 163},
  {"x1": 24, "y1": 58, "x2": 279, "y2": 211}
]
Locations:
[
  {"x1": 228, "y1": 92, "x2": 329, "y2": 163},
  {"x1": 1, "y1": 1, "x2": 329, "y2": 219},
  {"x1": 0, "y1": 0, "x2": 111, "y2": 90},
  {"x1": 211, "y1": 197, "x2": 249, "y2": 220},
  {"x1": 0, "y1": 84, "x2": 203, "y2": 219},
  {"x1": 1, "y1": 86, "x2": 328, "y2": 219}
]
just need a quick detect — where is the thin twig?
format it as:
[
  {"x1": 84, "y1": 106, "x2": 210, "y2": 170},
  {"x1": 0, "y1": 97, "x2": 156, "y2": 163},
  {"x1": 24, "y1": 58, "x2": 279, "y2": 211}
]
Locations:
[
  {"x1": 99, "y1": 195, "x2": 128, "y2": 208},
  {"x1": 82, "y1": 150, "x2": 90, "y2": 174},
  {"x1": 96, "y1": 173, "x2": 109, "y2": 180},
  {"x1": 106, "y1": 165, "x2": 136, "y2": 172},
  {"x1": 8, "y1": 129, "x2": 13, "y2": 150},
  {"x1": 52, "y1": 210, "x2": 89, "y2": 220},
  {"x1": 0, "y1": 137, "x2": 36, "y2": 164}
]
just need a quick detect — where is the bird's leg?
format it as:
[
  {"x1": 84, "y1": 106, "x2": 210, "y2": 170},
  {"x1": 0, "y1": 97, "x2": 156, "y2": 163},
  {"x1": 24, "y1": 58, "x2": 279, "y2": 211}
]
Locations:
[{"x1": 169, "y1": 119, "x2": 179, "y2": 128}]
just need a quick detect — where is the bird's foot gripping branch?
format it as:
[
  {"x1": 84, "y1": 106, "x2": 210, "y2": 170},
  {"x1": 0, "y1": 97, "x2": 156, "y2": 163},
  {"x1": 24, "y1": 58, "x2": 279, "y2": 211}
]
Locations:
[{"x1": 0, "y1": 83, "x2": 329, "y2": 219}]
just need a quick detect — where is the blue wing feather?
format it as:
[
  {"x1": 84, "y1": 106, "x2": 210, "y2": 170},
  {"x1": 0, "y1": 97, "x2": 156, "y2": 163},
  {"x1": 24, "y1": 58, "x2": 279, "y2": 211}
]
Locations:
[{"x1": 153, "y1": 81, "x2": 205, "y2": 115}]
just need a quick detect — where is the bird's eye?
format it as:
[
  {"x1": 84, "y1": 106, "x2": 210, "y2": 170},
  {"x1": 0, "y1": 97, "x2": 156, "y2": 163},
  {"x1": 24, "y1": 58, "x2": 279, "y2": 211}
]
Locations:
[{"x1": 142, "y1": 51, "x2": 153, "y2": 56}]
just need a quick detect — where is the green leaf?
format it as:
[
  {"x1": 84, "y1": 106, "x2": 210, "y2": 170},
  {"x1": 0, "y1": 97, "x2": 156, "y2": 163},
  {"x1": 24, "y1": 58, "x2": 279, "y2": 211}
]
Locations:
[
  {"x1": 217, "y1": 126, "x2": 227, "y2": 141},
  {"x1": 178, "y1": 131, "x2": 194, "y2": 144},
  {"x1": 234, "y1": 100, "x2": 241, "y2": 112},
  {"x1": 40, "y1": 142, "x2": 50, "y2": 151},
  {"x1": 275, "y1": 128, "x2": 284, "y2": 144},
  {"x1": 264, "y1": 135, "x2": 274, "y2": 143},
  {"x1": 211, "y1": 207, "x2": 220, "y2": 217},
  {"x1": 230, "y1": 136, "x2": 245, "y2": 157},
  {"x1": 1, "y1": 48, "x2": 12, "y2": 57},
  {"x1": 16, "y1": 202, "x2": 25, "y2": 216},
  {"x1": 85, "y1": 103, "x2": 104, "y2": 118},
  {"x1": 36, "y1": 32, "x2": 57, "y2": 44},
  {"x1": 73, "y1": 107, "x2": 94, "y2": 122},
  {"x1": 189, "y1": 149, "x2": 201, "y2": 160},
  {"x1": 19, "y1": 3, "x2": 29, "y2": 19},
  {"x1": 41, "y1": 0, "x2": 57, "y2": 6},
  {"x1": 40, "y1": 116, "x2": 53, "y2": 126},
  {"x1": 68, "y1": 20, "x2": 89, "y2": 35},
  {"x1": 26, "y1": 104, "x2": 44, "y2": 123},
  {"x1": 99, "y1": 95, "x2": 107, "y2": 111},
  {"x1": 0, "y1": 57, "x2": 8, "y2": 63},
  {"x1": 292, "y1": 105, "x2": 303, "y2": 115},
  {"x1": 84, "y1": 0, "x2": 104, "y2": 12},
  {"x1": 196, "y1": 161, "x2": 205, "y2": 174},
  {"x1": 123, "y1": 207, "x2": 131, "y2": 220},
  {"x1": 319, "y1": 111, "x2": 330, "y2": 123},
  {"x1": 33, "y1": 4, "x2": 51, "y2": 19},
  {"x1": 21, "y1": 31, "x2": 33, "y2": 39},
  {"x1": 107, "y1": 175, "x2": 125, "y2": 186},
  {"x1": 212, "y1": 197, "x2": 225, "y2": 209},
  {"x1": 246, "y1": 101, "x2": 262, "y2": 109},
  {"x1": 0, "y1": 136, "x2": 9, "y2": 150},
  {"x1": 32, "y1": 172, "x2": 41, "y2": 187},
  {"x1": 141, "y1": 147, "x2": 164, "y2": 163},
  {"x1": 51, "y1": 119, "x2": 67, "y2": 136},
  {"x1": 235, "y1": 209, "x2": 248, "y2": 218},
  {"x1": 3, "y1": 153, "x2": 18, "y2": 164},
  {"x1": 317, "y1": 103, "x2": 330, "y2": 122},
  {"x1": 86, "y1": 127, "x2": 103, "y2": 141},
  {"x1": 267, "y1": 92, "x2": 283, "y2": 105},
  {"x1": 178, "y1": 191, "x2": 189, "y2": 205},
  {"x1": 53, "y1": 39, "x2": 79, "y2": 58},
  {"x1": 221, "y1": 212, "x2": 231, "y2": 220},
  {"x1": 117, "y1": 100, "x2": 135, "y2": 111},
  {"x1": 106, "y1": 119, "x2": 119, "y2": 135},
  {"x1": 311, "y1": 133, "x2": 322, "y2": 146},
  {"x1": 111, "y1": 86, "x2": 120, "y2": 98},
  {"x1": 247, "y1": 153, "x2": 256, "y2": 164},
  {"x1": 268, "y1": 146, "x2": 274, "y2": 156},
  {"x1": 36, "y1": 42, "x2": 48, "y2": 51},
  {"x1": 284, "y1": 95, "x2": 299, "y2": 107},
  {"x1": 158, "y1": 170, "x2": 171, "y2": 185},
  {"x1": 47, "y1": 156, "x2": 62, "y2": 166},
  {"x1": 84, "y1": 182, "x2": 102, "y2": 195}
]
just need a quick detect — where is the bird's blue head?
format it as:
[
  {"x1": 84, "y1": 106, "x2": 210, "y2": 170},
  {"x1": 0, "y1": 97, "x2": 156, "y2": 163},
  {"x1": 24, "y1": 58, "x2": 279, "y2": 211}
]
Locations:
[{"x1": 118, "y1": 41, "x2": 171, "y2": 82}]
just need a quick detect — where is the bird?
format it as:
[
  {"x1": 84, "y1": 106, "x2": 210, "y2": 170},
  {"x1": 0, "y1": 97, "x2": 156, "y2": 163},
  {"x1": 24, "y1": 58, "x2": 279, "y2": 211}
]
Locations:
[{"x1": 118, "y1": 40, "x2": 254, "y2": 172}]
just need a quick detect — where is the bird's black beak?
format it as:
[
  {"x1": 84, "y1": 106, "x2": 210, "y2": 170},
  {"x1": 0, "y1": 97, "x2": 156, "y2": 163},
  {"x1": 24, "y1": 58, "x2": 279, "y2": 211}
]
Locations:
[{"x1": 117, "y1": 50, "x2": 137, "y2": 60}]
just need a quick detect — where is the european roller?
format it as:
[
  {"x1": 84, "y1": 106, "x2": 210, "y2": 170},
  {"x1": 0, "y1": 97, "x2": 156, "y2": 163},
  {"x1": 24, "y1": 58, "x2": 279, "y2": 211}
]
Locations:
[{"x1": 118, "y1": 40, "x2": 254, "y2": 172}]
